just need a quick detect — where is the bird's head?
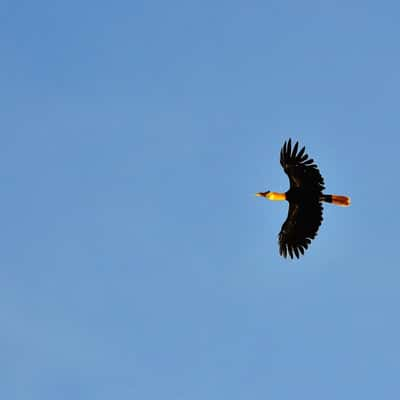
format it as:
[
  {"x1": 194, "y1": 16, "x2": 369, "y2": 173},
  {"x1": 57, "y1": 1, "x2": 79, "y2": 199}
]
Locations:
[{"x1": 256, "y1": 191, "x2": 286, "y2": 201}]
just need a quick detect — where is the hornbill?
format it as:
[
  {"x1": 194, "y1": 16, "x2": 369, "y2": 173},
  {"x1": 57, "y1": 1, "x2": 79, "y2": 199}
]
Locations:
[{"x1": 256, "y1": 139, "x2": 350, "y2": 259}]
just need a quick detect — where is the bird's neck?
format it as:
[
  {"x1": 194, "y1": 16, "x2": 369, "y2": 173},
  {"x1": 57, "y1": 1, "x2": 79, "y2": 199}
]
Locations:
[{"x1": 266, "y1": 192, "x2": 286, "y2": 201}]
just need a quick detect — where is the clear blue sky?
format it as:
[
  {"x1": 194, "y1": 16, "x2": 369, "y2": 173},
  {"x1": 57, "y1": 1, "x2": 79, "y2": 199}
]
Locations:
[{"x1": 2, "y1": 1, "x2": 400, "y2": 399}]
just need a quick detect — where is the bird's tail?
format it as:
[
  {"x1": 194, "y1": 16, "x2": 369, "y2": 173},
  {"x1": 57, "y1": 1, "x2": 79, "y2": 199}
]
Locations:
[{"x1": 321, "y1": 194, "x2": 351, "y2": 207}]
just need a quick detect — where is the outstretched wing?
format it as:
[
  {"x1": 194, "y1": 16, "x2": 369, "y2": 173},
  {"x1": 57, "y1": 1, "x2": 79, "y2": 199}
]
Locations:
[
  {"x1": 280, "y1": 139, "x2": 325, "y2": 192},
  {"x1": 278, "y1": 200, "x2": 323, "y2": 258}
]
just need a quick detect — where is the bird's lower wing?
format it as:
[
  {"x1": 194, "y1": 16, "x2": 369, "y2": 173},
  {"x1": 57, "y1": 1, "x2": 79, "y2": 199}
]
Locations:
[{"x1": 279, "y1": 201, "x2": 323, "y2": 259}]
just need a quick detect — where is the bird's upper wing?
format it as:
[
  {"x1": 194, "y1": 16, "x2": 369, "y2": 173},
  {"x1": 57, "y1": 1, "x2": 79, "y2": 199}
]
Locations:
[
  {"x1": 280, "y1": 139, "x2": 325, "y2": 191},
  {"x1": 279, "y1": 200, "x2": 323, "y2": 259}
]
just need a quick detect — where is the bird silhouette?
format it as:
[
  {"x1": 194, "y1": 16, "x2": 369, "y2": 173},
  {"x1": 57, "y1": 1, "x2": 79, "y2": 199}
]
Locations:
[{"x1": 256, "y1": 139, "x2": 350, "y2": 259}]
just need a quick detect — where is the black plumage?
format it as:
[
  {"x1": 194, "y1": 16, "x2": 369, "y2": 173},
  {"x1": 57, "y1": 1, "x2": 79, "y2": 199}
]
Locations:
[
  {"x1": 278, "y1": 139, "x2": 325, "y2": 258},
  {"x1": 257, "y1": 139, "x2": 350, "y2": 259}
]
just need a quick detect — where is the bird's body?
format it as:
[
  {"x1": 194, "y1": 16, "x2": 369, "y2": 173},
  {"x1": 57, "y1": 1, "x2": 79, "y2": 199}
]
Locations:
[{"x1": 256, "y1": 139, "x2": 350, "y2": 259}]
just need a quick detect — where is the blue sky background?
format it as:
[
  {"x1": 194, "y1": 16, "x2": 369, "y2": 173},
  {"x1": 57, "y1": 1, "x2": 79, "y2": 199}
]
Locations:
[{"x1": 1, "y1": 1, "x2": 400, "y2": 399}]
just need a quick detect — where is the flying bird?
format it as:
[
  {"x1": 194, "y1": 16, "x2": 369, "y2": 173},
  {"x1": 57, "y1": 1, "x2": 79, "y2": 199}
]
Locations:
[{"x1": 256, "y1": 139, "x2": 350, "y2": 259}]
